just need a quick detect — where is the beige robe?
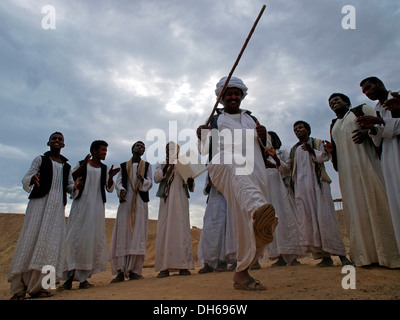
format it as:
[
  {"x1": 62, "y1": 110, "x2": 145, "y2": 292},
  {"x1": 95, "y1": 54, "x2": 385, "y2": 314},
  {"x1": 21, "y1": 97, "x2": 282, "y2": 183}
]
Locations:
[
  {"x1": 333, "y1": 106, "x2": 400, "y2": 267},
  {"x1": 154, "y1": 164, "x2": 194, "y2": 272},
  {"x1": 108, "y1": 162, "x2": 153, "y2": 276},
  {"x1": 8, "y1": 157, "x2": 74, "y2": 295},
  {"x1": 204, "y1": 110, "x2": 272, "y2": 272},
  {"x1": 285, "y1": 141, "x2": 346, "y2": 258}
]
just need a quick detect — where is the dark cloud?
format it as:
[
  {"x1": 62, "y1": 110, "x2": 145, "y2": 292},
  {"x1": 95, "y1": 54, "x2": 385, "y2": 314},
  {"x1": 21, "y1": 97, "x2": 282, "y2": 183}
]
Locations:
[{"x1": 0, "y1": 0, "x2": 398, "y2": 225}]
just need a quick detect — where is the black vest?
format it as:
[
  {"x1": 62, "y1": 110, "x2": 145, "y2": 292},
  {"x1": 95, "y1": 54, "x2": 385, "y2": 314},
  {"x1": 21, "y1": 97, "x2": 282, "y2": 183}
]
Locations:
[
  {"x1": 29, "y1": 152, "x2": 71, "y2": 206},
  {"x1": 75, "y1": 160, "x2": 107, "y2": 203},
  {"x1": 120, "y1": 161, "x2": 150, "y2": 203}
]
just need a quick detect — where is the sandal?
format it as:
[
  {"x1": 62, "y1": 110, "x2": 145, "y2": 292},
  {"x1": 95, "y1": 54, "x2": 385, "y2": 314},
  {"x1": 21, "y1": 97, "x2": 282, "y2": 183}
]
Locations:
[
  {"x1": 233, "y1": 277, "x2": 266, "y2": 291},
  {"x1": 29, "y1": 290, "x2": 53, "y2": 299},
  {"x1": 179, "y1": 269, "x2": 191, "y2": 276},
  {"x1": 79, "y1": 281, "x2": 94, "y2": 289},
  {"x1": 10, "y1": 293, "x2": 26, "y2": 300},
  {"x1": 57, "y1": 281, "x2": 72, "y2": 291},
  {"x1": 157, "y1": 270, "x2": 169, "y2": 278},
  {"x1": 110, "y1": 273, "x2": 125, "y2": 283},
  {"x1": 271, "y1": 257, "x2": 287, "y2": 267},
  {"x1": 128, "y1": 272, "x2": 143, "y2": 280},
  {"x1": 317, "y1": 257, "x2": 334, "y2": 267},
  {"x1": 252, "y1": 204, "x2": 278, "y2": 245},
  {"x1": 198, "y1": 264, "x2": 214, "y2": 274},
  {"x1": 340, "y1": 257, "x2": 354, "y2": 266},
  {"x1": 227, "y1": 261, "x2": 237, "y2": 272}
]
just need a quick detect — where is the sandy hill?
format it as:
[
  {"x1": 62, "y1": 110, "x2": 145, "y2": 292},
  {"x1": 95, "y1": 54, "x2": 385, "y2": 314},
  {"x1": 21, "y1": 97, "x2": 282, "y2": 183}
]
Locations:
[
  {"x1": 0, "y1": 213, "x2": 201, "y2": 275},
  {"x1": 1, "y1": 212, "x2": 400, "y2": 301}
]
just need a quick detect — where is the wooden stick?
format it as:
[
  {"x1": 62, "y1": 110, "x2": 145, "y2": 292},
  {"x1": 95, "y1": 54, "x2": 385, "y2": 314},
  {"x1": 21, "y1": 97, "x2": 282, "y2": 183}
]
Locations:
[{"x1": 204, "y1": 4, "x2": 267, "y2": 126}]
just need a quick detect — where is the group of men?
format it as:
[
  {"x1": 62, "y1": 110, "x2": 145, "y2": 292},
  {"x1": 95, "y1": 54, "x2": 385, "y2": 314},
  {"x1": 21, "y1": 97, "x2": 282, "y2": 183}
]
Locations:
[
  {"x1": 7, "y1": 75, "x2": 400, "y2": 299},
  {"x1": 197, "y1": 75, "x2": 400, "y2": 291}
]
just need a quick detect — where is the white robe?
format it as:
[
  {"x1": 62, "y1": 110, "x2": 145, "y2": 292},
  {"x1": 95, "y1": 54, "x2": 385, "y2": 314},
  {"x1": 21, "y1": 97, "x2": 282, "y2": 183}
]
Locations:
[
  {"x1": 265, "y1": 150, "x2": 305, "y2": 265},
  {"x1": 63, "y1": 163, "x2": 114, "y2": 282},
  {"x1": 8, "y1": 156, "x2": 75, "y2": 294},
  {"x1": 154, "y1": 164, "x2": 194, "y2": 272},
  {"x1": 108, "y1": 162, "x2": 153, "y2": 276},
  {"x1": 370, "y1": 91, "x2": 400, "y2": 253},
  {"x1": 204, "y1": 110, "x2": 272, "y2": 272},
  {"x1": 198, "y1": 178, "x2": 237, "y2": 269},
  {"x1": 332, "y1": 106, "x2": 400, "y2": 267},
  {"x1": 285, "y1": 141, "x2": 346, "y2": 258}
]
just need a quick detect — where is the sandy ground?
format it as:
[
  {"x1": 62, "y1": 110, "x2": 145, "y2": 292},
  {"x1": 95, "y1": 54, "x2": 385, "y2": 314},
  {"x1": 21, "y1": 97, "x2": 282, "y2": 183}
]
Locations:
[{"x1": 1, "y1": 213, "x2": 400, "y2": 302}]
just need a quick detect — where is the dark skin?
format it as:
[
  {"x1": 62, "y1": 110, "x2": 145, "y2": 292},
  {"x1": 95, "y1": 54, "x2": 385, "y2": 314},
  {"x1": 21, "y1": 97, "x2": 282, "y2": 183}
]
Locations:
[
  {"x1": 196, "y1": 87, "x2": 267, "y2": 142},
  {"x1": 72, "y1": 145, "x2": 120, "y2": 190},
  {"x1": 293, "y1": 123, "x2": 352, "y2": 266},
  {"x1": 383, "y1": 92, "x2": 400, "y2": 111},
  {"x1": 355, "y1": 80, "x2": 387, "y2": 129},
  {"x1": 196, "y1": 87, "x2": 266, "y2": 287},
  {"x1": 293, "y1": 123, "x2": 315, "y2": 155},
  {"x1": 31, "y1": 133, "x2": 82, "y2": 190},
  {"x1": 327, "y1": 95, "x2": 369, "y2": 146},
  {"x1": 120, "y1": 142, "x2": 146, "y2": 203},
  {"x1": 204, "y1": 179, "x2": 213, "y2": 194}
]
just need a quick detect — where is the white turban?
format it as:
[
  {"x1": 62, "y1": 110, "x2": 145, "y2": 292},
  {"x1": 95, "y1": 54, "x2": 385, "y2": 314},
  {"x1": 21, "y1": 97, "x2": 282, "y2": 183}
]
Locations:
[{"x1": 215, "y1": 76, "x2": 248, "y2": 103}]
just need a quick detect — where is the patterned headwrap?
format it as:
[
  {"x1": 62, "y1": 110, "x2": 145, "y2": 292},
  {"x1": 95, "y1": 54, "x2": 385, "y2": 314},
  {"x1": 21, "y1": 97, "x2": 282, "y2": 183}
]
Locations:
[{"x1": 215, "y1": 76, "x2": 248, "y2": 104}]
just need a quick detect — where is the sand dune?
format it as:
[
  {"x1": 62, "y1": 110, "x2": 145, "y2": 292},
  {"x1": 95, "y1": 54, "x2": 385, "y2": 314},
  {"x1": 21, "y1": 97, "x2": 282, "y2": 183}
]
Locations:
[{"x1": 1, "y1": 212, "x2": 399, "y2": 300}]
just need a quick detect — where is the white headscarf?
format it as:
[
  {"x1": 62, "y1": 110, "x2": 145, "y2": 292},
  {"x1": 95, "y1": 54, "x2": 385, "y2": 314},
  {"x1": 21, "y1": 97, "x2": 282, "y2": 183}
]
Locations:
[{"x1": 215, "y1": 76, "x2": 248, "y2": 103}]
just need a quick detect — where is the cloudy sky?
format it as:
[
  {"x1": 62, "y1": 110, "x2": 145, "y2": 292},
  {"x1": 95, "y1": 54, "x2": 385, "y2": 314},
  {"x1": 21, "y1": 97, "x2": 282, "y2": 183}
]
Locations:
[{"x1": 0, "y1": 0, "x2": 399, "y2": 227}]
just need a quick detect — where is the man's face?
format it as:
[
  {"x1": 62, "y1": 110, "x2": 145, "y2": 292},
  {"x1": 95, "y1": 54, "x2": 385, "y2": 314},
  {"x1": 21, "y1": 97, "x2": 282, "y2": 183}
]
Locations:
[
  {"x1": 222, "y1": 87, "x2": 243, "y2": 114},
  {"x1": 133, "y1": 143, "x2": 145, "y2": 156},
  {"x1": 48, "y1": 133, "x2": 65, "y2": 150},
  {"x1": 293, "y1": 123, "x2": 309, "y2": 140},
  {"x1": 329, "y1": 96, "x2": 349, "y2": 114},
  {"x1": 93, "y1": 145, "x2": 108, "y2": 160},
  {"x1": 361, "y1": 81, "x2": 379, "y2": 101}
]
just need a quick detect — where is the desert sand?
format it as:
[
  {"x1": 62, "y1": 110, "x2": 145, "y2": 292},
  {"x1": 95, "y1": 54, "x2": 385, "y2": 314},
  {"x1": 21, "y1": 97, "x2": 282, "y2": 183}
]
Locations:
[{"x1": 1, "y1": 212, "x2": 399, "y2": 301}]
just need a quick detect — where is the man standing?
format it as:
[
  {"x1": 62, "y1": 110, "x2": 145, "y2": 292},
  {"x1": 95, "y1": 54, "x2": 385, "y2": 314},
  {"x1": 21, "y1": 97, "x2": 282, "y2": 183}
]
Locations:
[
  {"x1": 326, "y1": 93, "x2": 400, "y2": 267},
  {"x1": 286, "y1": 121, "x2": 349, "y2": 267},
  {"x1": 197, "y1": 76, "x2": 277, "y2": 291},
  {"x1": 198, "y1": 175, "x2": 237, "y2": 273},
  {"x1": 8, "y1": 132, "x2": 79, "y2": 299},
  {"x1": 60, "y1": 140, "x2": 119, "y2": 290},
  {"x1": 356, "y1": 77, "x2": 400, "y2": 252},
  {"x1": 109, "y1": 141, "x2": 153, "y2": 282},
  {"x1": 154, "y1": 142, "x2": 195, "y2": 278}
]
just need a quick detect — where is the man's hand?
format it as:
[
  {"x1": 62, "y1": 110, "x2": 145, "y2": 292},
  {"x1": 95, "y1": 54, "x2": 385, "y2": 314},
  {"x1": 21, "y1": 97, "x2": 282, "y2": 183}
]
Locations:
[
  {"x1": 301, "y1": 142, "x2": 315, "y2": 156},
  {"x1": 31, "y1": 173, "x2": 40, "y2": 187},
  {"x1": 136, "y1": 172, "x2": 144, "y2": 183},
  {"x1": 355, "y1": 115, "x2": 384, "y2": 129},
  {"x1": 74, "y1": 176, "x2": 83, "y2": 190},
  {"x1": 383, "y1": 92, "x2": 400, "y2": 111},
  {"x1": 109, "y1": 165, "x2": 120, "y2": 179},
  {"x1": 351, "y1": 129, "x2": 369, "y2": 144},
  {"x1": 119, "y1": 189, "x2": 127, "y2": 203},
  {"x1": 187, "y1": 177, "x2": 194, "y2": 190},
  {"x1": 108, "y1": 165, "x2": 120, "y2": 188},
  {"x1": 324, "y1": 140, "x2": 333, "y2": 154},
  {"x1": 196, "y1": 125, "x2": 211, "y2": 141},
  {"x1": 255, "y1": 125, "x2": 266, "y2": 142}
]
